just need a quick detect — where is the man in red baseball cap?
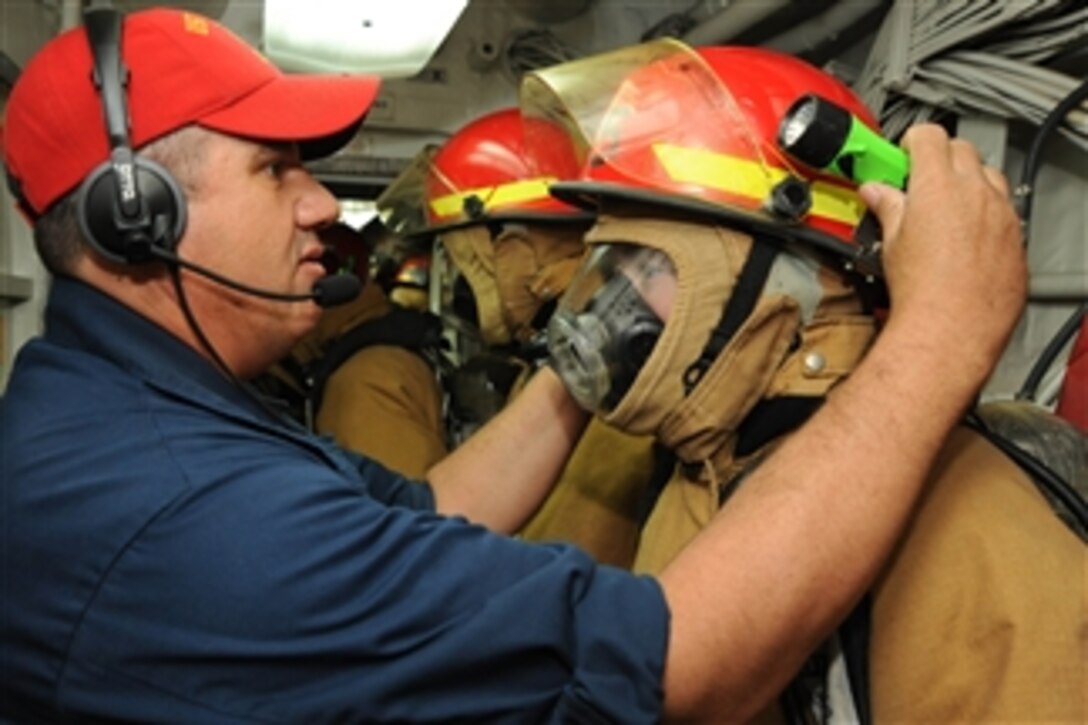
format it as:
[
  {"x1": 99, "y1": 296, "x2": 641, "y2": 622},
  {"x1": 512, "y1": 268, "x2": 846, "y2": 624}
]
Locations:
[
  {"x1": 0, "y1": 10, "x2": 1028, "y2": 723},
  {"x1": 4, "y1": 6, "x2": 381, "y2": 367}
]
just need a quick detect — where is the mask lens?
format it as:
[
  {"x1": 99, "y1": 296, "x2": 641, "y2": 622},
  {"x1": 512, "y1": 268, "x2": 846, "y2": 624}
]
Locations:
[{"x1": 548, "y1": 244, "x2": 674, "y2": 411}]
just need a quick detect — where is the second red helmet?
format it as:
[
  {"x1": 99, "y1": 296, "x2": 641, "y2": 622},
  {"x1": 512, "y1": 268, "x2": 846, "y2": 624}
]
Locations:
[{"x1": 377, "y1": 107, "x2": 591, "y2": 237}]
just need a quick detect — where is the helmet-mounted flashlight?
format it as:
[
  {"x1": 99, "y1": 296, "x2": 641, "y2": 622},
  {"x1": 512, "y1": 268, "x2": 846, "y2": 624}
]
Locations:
[{"x1": 777, "y1": 94, "x2": 910, "y2": 190}]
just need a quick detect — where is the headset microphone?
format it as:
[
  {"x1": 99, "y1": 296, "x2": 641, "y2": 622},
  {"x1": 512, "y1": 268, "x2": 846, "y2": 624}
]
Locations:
[
  {"x1": 147, "y1": 245, "x2": 362, "y2": 308},
  {"x1": 310, "y1": 274, "x2": 364, "y2": 307}
]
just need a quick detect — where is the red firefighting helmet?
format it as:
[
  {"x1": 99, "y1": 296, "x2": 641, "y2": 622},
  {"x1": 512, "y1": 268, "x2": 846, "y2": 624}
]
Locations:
[
  {"x1": 393, "y1": 253, "x2": 431, "y2": 290},
  {"x1": 377, "y1": 107, "x2": 592, "y2": 237},
  {"x1": 520, "y1": 39, "x2": 880, "y2": 259}
]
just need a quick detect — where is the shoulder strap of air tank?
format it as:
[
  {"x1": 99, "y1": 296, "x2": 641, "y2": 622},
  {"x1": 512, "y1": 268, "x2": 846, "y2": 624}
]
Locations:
[
  {"x1": 683, "y1": 234, "x2": 779, "y2": 394},
  {"x1": 964, "y1": 410, "x2": 1088, "y2": 541},
  {"x1": 306, "y1": 307, "x2": 444, "y2": 417}
]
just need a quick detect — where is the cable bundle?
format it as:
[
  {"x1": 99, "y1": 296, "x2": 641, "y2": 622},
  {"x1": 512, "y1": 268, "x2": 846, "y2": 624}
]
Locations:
[
  {"x1": 502, "y1": 28, "x2": 579, "y2": 84},
  {"x1": 855, "y1": 0, "x2": 1088, "y2": 147}
]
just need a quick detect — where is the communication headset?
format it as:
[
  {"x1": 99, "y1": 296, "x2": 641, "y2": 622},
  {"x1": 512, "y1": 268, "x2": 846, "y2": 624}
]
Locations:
[{"x1": 76, "y1": 7, "x2": 187, "y2": 265}]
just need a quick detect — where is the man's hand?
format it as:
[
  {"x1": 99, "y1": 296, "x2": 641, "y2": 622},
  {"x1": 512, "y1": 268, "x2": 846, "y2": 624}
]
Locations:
[{"x1": 860, "y1": 123, "x2": 1027, "y2": 384}]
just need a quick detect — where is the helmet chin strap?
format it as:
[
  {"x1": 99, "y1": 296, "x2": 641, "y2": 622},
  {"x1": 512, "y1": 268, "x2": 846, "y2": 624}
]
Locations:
[{"x1": 682, "y1": 233, "x2": 778, "y2": 394}]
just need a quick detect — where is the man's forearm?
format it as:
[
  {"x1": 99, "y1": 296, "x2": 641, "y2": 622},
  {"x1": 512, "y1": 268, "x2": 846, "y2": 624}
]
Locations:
[{"x1": 428, "y1": 367, "x2": 589, "y2": 532}]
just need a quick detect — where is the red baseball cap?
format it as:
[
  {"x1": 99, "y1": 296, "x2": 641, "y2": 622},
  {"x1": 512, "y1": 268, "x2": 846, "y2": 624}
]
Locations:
[{"x1": 3, "y1": 7, "x2": 381, "y2": 217}]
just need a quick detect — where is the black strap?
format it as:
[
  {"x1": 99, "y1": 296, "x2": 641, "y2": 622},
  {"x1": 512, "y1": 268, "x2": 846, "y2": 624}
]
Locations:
[
  {"x1": 84, "y1": 8, "x2": 130, "y2": 152},
  {"x1": 778, "y1": 645, "x2": 832, "y2": 724},
  {"x1": 637, "y1": 441, "x2": 678, "y2": 527},
  {"x1": 775, "y1": 602, "x2": 873, "y2": 725},
  {"x1": 735, "y1": 396, "x2": 824, "y2": 458},
  {"x1": 683, "y1": 236, "x2": 778, "y2": 393},
  {"x1": 840, "y1": 596, "x2": 873, "y2": 725},
  {"x1": 964, "y1": 411, "x2": 1088, "y2": 541},
  {"x1": 305, "y1": 307, "x2": 443, "y2": 416}
]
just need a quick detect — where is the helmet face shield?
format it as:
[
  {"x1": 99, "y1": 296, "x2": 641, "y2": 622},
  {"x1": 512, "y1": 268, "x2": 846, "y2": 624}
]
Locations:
[
  {"x1": 428, "y1": 236, "x2": 488, "y2": 358},
  {"x1": 523, "y1": 40, "x2": 781, "y2": 216},
  {"x1": 376, "y1": 145, "x2": 444, "y2": 237},
  {"x1": 548, "y1": 244, "x2": 674, "y2": 412}
]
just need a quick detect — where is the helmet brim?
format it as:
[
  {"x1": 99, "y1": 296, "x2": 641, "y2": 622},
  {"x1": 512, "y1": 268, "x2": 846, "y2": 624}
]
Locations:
[
  {"x1": 550, "y1": 181, "x2": 859, "y2": 265},
  {"x1": 404, "y1": 208, "x2": 596, "y2": 241}
]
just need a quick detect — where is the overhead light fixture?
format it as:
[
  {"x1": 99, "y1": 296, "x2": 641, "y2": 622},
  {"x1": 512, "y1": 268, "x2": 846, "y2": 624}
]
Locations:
[{"x1": 263, "y1": 0, "x2": 468, "y2": 78}]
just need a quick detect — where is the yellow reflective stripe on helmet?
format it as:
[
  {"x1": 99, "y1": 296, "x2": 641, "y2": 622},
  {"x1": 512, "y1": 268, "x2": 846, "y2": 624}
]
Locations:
[
  {"x1": 429, "y1": 177, "x2": 558, "y2": 220},
  {"x1": 652, "y1": 144, "x2": 865, "y2": 226}
]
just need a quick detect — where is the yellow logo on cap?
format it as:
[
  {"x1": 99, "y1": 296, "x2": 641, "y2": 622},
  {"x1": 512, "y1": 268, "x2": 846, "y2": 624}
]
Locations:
[{"x1": 182, "y1": 13, "x2": 210, "y2": 35}]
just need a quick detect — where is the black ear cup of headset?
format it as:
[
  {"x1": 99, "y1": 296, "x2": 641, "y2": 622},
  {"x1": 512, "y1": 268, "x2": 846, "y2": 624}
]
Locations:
[
  {"x1": 77, "y1": 155, "x2": 187, "y2": 265},
  {"x1": 76, "y1": 6, "x2": 187, "y2": 266}
]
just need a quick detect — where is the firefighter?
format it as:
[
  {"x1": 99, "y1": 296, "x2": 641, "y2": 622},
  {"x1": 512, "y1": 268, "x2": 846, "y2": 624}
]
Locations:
[
  {"x1": 259, "y1": 220, "x2": 448, "y2": 478},
  {"x1": 526, "y1": 39, "x2": 1086, "y2": 723},
  {"x1": 378, "y1": 107, "x2": 669, "y2": 567}
]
